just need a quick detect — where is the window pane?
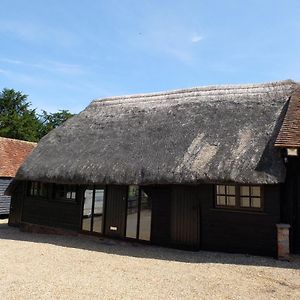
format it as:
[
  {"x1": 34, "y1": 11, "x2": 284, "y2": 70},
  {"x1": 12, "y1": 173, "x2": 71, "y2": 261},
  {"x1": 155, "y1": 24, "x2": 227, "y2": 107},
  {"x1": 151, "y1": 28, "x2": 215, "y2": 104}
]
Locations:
[
  {"x1": 82, "y1": 189, "x2": 93, "y2": 231},
  {"x1": 216, "y1": 195, "x2": 226, "y2": 205},
  {"x1": 93, "y1": 189, "x2": 104, "y2": 233},
  {"x1": 139, "y1": 190, "x2": 152, "y2": 241},
  {"x1": 226, "y1": 185, "x2": 235, "y2": 195},
  {"x1": 227, "y1": 196, "x2": 236, "y2": 206},
  {"x1": 251, "y1": 186, "x2": 261, "y2": 197},
  {"x1": 240, "y1": 186, "x2": 249, "y2": 196},
  {"x1": 126, "y1": 185, "x2": 139, "y2": 238},
  {"x1": 251, "y1": 198, "x2": 261, "y2": 208},
  {"x1": 40, "y1": 183, "x2": 47, "y2": 197},
  {"x1": 240, "y1": 197, "x2": 250, "y2": 207},
  {"x1": 217, "y1": 185, "x2": 225, "y2": 194}
]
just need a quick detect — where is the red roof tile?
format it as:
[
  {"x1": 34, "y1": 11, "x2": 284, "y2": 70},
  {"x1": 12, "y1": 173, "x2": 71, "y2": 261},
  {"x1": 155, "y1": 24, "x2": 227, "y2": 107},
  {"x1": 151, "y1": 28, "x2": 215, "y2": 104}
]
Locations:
[
  {"x1": 0, "y1": 137, "x2": 36, "y2": 177},
  {"x1": 275, "y1": 88, "x2": 300, "y2": 148}
]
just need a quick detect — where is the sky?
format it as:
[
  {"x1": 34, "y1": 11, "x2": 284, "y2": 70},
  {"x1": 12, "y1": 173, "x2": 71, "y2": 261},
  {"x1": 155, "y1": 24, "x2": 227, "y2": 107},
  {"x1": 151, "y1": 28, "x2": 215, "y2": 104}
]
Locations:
[{"x1": 0, "y1": 0, "x2": 300, "y2": 113}]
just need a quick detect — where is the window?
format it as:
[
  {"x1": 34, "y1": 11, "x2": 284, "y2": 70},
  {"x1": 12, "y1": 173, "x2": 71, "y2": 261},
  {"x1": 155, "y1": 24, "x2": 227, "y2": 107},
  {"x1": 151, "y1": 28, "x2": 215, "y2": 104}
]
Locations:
[
  {"x1": 215, "y1": 185, "x2": 262, "y2": 210},
  {"x1": 55, "y1": 184, "x2": 77, "y2": 201},
  {"x1": 82, "y1": 187, "x2": 105, "y2": 233},
  {"x1": 125, "y1": 185, "x2": 152, "y2": 241},
  {"x1": 28, "y1": 181, "x2": 48, "y2": 198},
  {"x1": 216, "y1": 185, "x2": 236, "y2": 206}
]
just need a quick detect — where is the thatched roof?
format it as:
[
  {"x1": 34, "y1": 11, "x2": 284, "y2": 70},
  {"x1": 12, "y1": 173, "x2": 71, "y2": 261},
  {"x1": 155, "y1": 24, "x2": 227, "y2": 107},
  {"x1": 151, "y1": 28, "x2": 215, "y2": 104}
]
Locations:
[{"x1": 16, "y1": 80, "x2": 299, "y2": 185}]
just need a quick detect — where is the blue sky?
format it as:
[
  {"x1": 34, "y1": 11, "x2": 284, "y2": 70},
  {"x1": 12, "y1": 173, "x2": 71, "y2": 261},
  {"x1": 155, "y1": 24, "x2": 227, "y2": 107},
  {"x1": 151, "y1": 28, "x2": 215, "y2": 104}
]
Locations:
[{"x1": 0, "y1": 1, "x2": 300, "y2": 113}]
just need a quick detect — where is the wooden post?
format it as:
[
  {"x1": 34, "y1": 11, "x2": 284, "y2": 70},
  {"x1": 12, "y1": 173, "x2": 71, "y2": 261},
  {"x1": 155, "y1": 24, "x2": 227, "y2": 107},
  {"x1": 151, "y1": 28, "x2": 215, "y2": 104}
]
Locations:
[{"x1": 276, "y1": 224, "x2": 291, "y2": 261}]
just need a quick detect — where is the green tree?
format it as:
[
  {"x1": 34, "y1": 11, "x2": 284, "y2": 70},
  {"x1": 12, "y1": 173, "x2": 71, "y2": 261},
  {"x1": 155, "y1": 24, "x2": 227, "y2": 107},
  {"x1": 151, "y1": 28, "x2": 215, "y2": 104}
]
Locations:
[
  {"x1": 0, "y1": 88, "x2": 41, "y2": 142},
  {"x1": 38, "y1": 110, "x2": 74, "y2": 138}
]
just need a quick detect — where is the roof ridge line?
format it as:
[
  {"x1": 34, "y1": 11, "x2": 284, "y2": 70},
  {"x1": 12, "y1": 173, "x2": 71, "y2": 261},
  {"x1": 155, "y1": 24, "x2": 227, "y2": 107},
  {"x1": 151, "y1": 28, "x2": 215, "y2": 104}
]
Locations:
[
  {"x1": 0, "y1": 136, "x2": 37, "y2": 145},
  {"x1": 92, "y1": 80, "x2": 297, "y2": 104},
  {"x1": 91, "y1": 79, "x2": 297, "y2": 103}
]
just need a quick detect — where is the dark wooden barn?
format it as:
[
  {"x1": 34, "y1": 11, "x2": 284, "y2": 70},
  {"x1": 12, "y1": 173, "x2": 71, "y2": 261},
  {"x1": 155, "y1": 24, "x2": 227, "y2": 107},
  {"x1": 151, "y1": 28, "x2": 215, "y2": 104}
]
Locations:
[
  {"x1": 0, "y1": 137, "x2": 36, "y2": 218},
  {"x1": 7, "y1": 80, "x2": 300, "y2": 257}
]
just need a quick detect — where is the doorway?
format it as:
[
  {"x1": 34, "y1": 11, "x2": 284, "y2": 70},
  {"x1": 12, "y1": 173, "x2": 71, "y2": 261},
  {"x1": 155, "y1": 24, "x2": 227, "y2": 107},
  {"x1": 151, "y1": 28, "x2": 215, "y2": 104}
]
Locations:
[
  {"x1": 125, "y1": 185, "x2": 152, "y2": 241},
  {"x1": 81, "y1": 186, "x2": 105, "y2": 234}
]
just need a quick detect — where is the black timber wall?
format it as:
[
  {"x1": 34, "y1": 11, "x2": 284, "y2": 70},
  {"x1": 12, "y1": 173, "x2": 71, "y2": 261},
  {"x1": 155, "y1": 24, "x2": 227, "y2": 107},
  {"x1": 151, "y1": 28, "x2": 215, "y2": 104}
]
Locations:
[
  {"x1": 147, "y1": 186, "x2": 171, "y2": 246},
  {"x1": 9, "y1": 181, "x2": 26, "y2": 226},
  {"x1": 0, "y1": 177, "x2": 12, "y2": 216},
  {"x1": 13, "y1": 181, "x2": 282, "y2": 256},
  {"x1": 283, "y1": 157, "x2": 300, "y2": 253},
  {"x1": 200, "y1": 184, "x2": 281, "y2": 256},
  {"x1": 21, "y1": 184, "x2": 82, "y2": 231}
]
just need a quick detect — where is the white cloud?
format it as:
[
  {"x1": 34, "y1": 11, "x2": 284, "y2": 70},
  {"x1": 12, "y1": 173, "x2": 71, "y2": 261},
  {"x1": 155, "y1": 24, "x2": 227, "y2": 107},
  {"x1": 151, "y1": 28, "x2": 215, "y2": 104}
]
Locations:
[
  {"x1": 0, "y1": 58, "x2": 85, "y2": 76},
  {"x1": 0, "y1": 20, "x2": 79, "y2": 48},
  {"x1": 191, "y1": 34, "x2": 203, "y2": 43}
]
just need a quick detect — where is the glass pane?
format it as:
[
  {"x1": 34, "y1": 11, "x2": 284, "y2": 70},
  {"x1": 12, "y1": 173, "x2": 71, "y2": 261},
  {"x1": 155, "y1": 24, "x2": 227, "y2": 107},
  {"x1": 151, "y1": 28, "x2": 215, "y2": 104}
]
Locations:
[
  {"x1": 126, "y1": 185, "x2": 139, "y2": 238},
  {"x1": 216, "y1": 195, "x2": 226, "y2": 205},
  {"x1": 251, "y1": 186, "x2": 261, "y2": 197},
  {"x1": 240, "y1": 186, "x2": 249, "y2": 196},
  {"x1": 82, "y1": 189, "x2": 93, "y2": 231},
  {"x1": 217, "y1": 185, "x2": 225, "y2": 194},
  {"x1": 227, "y1": 196, "x2": 236, "y2": 206},
  {"x1": 251, "y1": 198, "x2": 261, "y2": 208},
  {"x1": 139, "y1": 190, "x2": 152, "y2": 241},
  {"x1": 93, "y1": 189, "x2": 104, "y2": 233},
  {"x1": 226, "y1": 185, "x2": 235, "y2": 195},
  {"x1": 40, "y1": 183, "x2": 47, "y2": 197},
  {"x1": 240, "y1": 197, "x2": 250, "y2": 207}
]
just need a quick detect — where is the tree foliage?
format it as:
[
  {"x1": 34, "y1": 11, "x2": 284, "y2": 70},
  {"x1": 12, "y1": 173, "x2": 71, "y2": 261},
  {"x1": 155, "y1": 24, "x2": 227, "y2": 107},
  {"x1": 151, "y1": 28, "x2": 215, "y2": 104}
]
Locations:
[
  {"x1": 0, "y1": 88, "x2": 74, "y2": 142},
  {"x1": 39, "y1": 110, "x2": 74, "y2": 137}
]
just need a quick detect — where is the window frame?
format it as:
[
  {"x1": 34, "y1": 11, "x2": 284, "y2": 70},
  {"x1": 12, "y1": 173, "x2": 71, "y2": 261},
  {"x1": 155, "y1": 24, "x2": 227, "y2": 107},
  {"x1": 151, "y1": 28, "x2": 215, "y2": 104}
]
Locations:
[
  {"x1": 215, "y1": 184, "x2": 264, "y2": 212},
  {"x1": 27, "y1": 181, "x2": 48, "y2": 198},
  {"x1": 53, "y1": 184, "x2": 78, "y2": 203}
]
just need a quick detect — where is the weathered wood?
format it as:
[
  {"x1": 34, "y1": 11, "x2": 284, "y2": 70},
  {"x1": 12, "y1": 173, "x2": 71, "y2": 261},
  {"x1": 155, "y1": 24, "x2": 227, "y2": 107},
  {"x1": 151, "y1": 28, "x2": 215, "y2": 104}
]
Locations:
[{"x1": 0, "y1": 178, "x2": 11, "y2": 216}]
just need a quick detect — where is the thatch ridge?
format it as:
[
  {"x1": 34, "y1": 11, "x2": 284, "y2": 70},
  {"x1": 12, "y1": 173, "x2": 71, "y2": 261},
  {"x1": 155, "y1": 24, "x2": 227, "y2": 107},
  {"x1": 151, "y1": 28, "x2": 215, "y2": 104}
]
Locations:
[
  {"x1": 93, "y1": 79, "x2": 296, "y2": 103},
  {"x1": 16, "y1": 80, "x2": 299, "y2": 185}
]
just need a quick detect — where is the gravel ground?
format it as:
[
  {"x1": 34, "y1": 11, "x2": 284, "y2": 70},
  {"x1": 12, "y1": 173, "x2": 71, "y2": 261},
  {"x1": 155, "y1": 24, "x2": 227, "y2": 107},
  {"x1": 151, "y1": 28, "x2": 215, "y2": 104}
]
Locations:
[{"x1": 0, "y1": 219, "x2": 300, "y2": 300}]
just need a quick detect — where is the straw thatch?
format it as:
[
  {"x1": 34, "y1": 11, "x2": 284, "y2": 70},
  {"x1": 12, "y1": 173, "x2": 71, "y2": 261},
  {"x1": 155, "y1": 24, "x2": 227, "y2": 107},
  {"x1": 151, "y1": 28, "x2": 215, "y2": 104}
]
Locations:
[{"x1": 16, "y1": 80, "x2": 298, "y2": 185}]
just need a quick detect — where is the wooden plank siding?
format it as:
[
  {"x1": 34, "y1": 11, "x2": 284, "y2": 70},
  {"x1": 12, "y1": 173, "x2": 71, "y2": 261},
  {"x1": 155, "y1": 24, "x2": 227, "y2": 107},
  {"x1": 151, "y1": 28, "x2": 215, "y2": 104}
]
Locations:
[
  {"x1": 200, "y1": 185, "x2": 281, "y2": 256},
  {"x1": 149, "y1": 186, "x2": 171, "y2": 246},
  {"x1": 283, "y1": 157, "x2": 300, "y2": 253},
  {"x1": 104, "y1": 185, "x2": 127, "y2": 238},
  {"x1": 13, "y1": 181, "x2": 284, "y2": 256},
  {"x1": 0, "y1": 178, "x2": 11, "y2": 215},
  {"x1": 8, "y1": 181, "x2": 26, "y2": 226},
  {"x1": 170, "y1": 186, "x2": 201, "y2": 250},
  {"x1": 21, "y1": 184, "x2": 83, "y2": 231}
]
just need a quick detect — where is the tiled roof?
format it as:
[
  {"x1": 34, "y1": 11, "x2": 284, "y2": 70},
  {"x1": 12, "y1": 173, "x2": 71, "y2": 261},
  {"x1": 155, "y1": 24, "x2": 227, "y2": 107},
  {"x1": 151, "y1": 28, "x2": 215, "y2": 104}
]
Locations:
[
  {"x1": 275, "y1": 88, "x2": 300, "y2": 148},
  {"x1": 0, "y1": 137, "x2": 36, "y2": 177}
]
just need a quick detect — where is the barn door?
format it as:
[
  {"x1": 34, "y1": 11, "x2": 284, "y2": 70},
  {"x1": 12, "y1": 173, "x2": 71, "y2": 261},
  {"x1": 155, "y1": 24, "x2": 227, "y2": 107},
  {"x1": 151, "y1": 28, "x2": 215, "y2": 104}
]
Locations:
[
  {"x1": 104, "y1": 186, "x2": 127, "y2": 238},
  {"x1": 170, "y1": 186, "x2": 201, "y2": 250}
]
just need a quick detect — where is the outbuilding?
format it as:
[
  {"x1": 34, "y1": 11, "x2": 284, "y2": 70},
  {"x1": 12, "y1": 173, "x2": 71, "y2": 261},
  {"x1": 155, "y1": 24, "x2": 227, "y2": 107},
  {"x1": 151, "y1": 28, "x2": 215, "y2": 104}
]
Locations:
[
  {"x1": 0, "y1": 137, "x2": 36, "y2": 217},
  {"x1": 8, "y1": 80, "x2": 300, "y2": 256}
]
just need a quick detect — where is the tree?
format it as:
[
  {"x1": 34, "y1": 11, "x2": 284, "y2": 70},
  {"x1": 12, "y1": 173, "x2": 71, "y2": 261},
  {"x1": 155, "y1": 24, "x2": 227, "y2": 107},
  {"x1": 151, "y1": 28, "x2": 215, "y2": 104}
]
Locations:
[
  {"x1": 0, "y1": 88, "x2": 41, "y2": 142},
  {"x1": 38, "y1": 110, "x2": 74, "y2": 138}
]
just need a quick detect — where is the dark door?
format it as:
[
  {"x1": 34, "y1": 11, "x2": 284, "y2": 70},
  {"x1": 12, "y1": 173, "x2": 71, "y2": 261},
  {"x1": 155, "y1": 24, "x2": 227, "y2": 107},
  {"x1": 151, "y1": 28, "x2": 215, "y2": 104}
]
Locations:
[
  {"x1": 104, "y1": 185, "x2": 127, "y2": 238},
  {"x1": 149, "y1": 187, "x2": 171, "y2": 246},
  {"x1": 170, "y1": 186, "x2": 201, "y2": 250}
]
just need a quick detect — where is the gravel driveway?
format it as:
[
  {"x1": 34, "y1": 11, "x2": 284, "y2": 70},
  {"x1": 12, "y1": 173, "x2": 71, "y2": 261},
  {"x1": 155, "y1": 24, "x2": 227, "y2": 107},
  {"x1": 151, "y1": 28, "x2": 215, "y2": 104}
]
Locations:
[{"x1": 0, "y1": 219, "x2": 299, "y2": 300}]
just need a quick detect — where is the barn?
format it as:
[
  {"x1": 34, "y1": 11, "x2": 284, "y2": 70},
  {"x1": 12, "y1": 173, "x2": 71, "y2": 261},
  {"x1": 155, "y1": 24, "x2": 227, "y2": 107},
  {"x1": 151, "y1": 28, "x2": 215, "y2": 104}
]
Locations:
[
  {"x1": 7, "y1": 80, "x2": 300, "y2": 257},
  {"x1": 0, "y1": 137, "x2": 36, "y2": 217}
]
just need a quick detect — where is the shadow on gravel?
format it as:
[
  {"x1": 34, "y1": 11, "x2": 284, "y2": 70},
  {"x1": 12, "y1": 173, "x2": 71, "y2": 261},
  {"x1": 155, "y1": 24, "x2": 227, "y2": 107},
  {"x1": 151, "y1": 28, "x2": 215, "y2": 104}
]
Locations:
[{"x1": 0, "y1": 219, "x2": 299, "y2": 270}]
